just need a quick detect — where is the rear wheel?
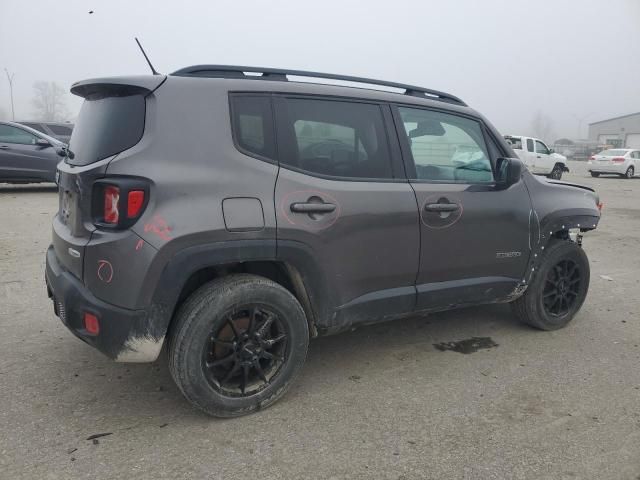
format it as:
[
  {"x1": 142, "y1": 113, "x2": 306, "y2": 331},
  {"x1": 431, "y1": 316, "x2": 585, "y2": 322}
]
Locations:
[
  {"x1": 549, "y1": 164, "x2": 564, "y2": 180},
  {"x1": 168, "y1": 274, "x2": 309, "y2": 417},
  {"x1": 590, "y1": 172, "x2": 600, "y2": 178},
  {"x1": 512, "y1": 240, "x2": 590, "y2": 331},
  {"x1": 624, "y1": 166, "x2": 634, "y2": 179}
]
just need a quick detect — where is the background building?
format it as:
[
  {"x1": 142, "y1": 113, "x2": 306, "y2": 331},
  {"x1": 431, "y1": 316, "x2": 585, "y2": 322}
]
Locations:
[{"x1": 588, "y1": 112, "x2": 640, "y2": 148}]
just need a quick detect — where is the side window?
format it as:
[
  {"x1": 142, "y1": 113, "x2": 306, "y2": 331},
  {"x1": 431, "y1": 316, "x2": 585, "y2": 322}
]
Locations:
[
  {"x1": 21, "y1": 123, "x2": 47, "y2": 134},
  {"x1": 48, "y1": 124, "x2": 73, "y2": 136},
  {"x1": 526, "y1": 138, "x2": 534, "y2": 152},
  {"x1": 276, "y1": 98, "x2": 393, "y2": 179},
  {"x1": 535, "y1": 140, "x2": 549, "y2": 155},
  {"x1": 230, "y1": 95, "x2": 276, "y2": 161},
  {"x1": 0, "y1": 125, "x2": 38, "y2": 145},
  {"x1": 397, "y1": 107, "x2": 493, "y2": 183}
]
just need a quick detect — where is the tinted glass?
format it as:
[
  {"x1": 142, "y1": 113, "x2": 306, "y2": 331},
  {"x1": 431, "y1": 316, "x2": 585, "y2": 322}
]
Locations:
[
  {"x1": 230, "y1": 95, "x2": 276, "y2": 160},
  {"x1": 20, "y1": 123, "x2": 47, "y2": 134},
  {"x1": 526, "y1": 138, "x2": 534, "y2": 152},
  {"x1": 48, "y1": 124, "x2": 73, "y2": 135},
  {"x1": 68, "y1": 94, "x2": 145, "y2": 166},
  {"x1": 398, "y1": 107, "x2": 493, "y2": 183},
  {"x1": 277, "y1": 98, "x2": 392, "y2": 179},
  {"x1": 0, "y1": 125, "x2": 38, "y2": 145},
  {"x1": 535, "y1": 140, "x2": 549, "y2": 154},
  {"x1": 505, "y1": 136, "x2": 522, "y2": 149}
]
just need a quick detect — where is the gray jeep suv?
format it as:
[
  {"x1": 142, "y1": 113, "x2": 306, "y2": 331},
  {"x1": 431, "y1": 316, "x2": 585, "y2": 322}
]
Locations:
[{"x1": 45, "y1": 66, "x2": 601, "y2": 417}]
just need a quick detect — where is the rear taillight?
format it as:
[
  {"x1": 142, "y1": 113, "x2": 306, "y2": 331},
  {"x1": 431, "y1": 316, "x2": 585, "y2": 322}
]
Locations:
[
  {"x1": 93, "y1": 179, "x2": 149, "y2": 228},
  {"x1": 104, "y1": 186, "x2": 120, "y2": 224},
  {"x1": 127, "y1": 190, "x2": 145, "y2": 218},
  {"x1": 612, "y1": 157, "x2": 625, "y2": 163},
  {"x1": 589, "y1": 155, "x2": 595, "y2": 161}
]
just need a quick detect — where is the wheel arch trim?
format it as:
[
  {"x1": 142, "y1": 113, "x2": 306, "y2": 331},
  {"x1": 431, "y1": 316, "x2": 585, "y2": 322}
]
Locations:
[{"x1": 147, "y1": 239, "x2": 332, "y2": 340}]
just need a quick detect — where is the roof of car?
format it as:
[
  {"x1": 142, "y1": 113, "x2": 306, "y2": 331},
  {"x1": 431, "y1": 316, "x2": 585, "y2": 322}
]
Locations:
[
  {"x1": 171, "y1": 65, "x2": 467, "y2": 106},
  {"x1": 163, "y1": 74, "x2": 480, "y2": 119}
]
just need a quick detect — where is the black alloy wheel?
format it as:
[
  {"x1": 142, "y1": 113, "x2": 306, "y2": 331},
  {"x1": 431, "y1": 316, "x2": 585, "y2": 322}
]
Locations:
[
  {"x1": 203, "y1": 306, "x2": 288, "y2": 397},
  {"x1": 542, "y1": 259, "x2": 581, "y2": 317}
]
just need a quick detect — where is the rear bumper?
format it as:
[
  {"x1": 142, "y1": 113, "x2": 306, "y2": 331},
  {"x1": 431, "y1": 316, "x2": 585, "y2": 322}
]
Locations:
[
  {"x1": 45, "y1": 246, "x2": 164, "y2": 362},
  {"x1": 588, "y1": 163, "x2": 625, "y2": 174}
]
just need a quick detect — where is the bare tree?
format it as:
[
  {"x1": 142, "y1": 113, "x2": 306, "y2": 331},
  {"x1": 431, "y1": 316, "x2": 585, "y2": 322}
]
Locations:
[
  {"x1": 530, "y1": 111, "x2": 556, "y2": 144},
  {"x1": 31, "y1": 81, "x2": 69, "y2": 121}
]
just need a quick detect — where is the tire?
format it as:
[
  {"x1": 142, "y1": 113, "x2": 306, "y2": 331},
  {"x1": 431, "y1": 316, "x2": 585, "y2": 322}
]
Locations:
[
  {"x1": 590, "y1": 172, "x2": 600, "y2": 178},
  {"x1": 624, "y1": 166, "x2": 634, "y2": 179},
  {"x1": 549, "y1": 164, "x2": 563, "y2": 180},
  {"x1": 512, "y1": 240, "x2": 590, "y2": 331},
  {"x1": 168, "y1": 274, "x2": 309, "y2": 417}
]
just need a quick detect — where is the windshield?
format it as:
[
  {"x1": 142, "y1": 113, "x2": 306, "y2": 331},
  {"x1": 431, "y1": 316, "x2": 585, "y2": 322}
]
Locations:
[
  {"x1": 68, "y1": 94, "x2": 145, "y2": 166},
  {"x1": 599, "y1": 149, "x2": 628, "y2": 157}
]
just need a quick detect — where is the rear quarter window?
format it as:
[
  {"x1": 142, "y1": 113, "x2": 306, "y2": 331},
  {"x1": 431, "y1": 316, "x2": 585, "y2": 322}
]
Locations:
[
  {"x1": 526, "y1": 138, "x2": 534, "y2": 152},
  {"x1": 68, "y1": 94, "x2": 145, "y2": 166},
  {"x1": 229, "y1": 95, "x2": 276, "y2": 161}
]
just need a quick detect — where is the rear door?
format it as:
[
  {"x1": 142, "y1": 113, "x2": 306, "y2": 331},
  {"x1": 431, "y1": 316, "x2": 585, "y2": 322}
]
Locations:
[
  {"x1": 273, "y1": 96, "x2": 419, "y2": 328},
  {"x1": 393, "y1": 105, "x2": 531, "y2": 311},
  {"x1": 0, "y1": 124, "x2": 55, "y2": 181}
]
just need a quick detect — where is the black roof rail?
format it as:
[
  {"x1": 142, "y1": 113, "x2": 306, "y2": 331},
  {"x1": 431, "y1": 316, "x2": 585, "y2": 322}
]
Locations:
[{"x1": 171, "y1": 65, "x2": 467, "y2": 106}]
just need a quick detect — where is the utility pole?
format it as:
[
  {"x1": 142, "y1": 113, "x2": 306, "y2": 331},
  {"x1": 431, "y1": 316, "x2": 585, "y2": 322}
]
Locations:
[{"x1": 4, "y1": 68, "x2": 16, "y2": 120}]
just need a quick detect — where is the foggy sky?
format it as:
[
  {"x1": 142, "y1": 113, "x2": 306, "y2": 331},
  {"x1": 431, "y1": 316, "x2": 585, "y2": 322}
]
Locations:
[{"x1": 1, "y1": 0, "x2": 639, "y2": 140}]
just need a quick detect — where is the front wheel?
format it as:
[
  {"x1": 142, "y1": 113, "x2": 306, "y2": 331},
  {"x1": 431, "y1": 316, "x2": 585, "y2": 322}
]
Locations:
[
  {"x1": 512, "y1": 240, "x2": 590, "y2": 330},
  {"x1": 168, "y1": 274, "x2": 309, "y2": 417}
]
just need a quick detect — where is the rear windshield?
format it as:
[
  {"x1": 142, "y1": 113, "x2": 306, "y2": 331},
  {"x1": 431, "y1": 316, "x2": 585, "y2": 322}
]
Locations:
[
  {"x1": 67, "y1": 94, "x2": 145, "y2": 166},
  {"x1": 599, "y1": 149, "x2": 628, "y2": 157},
  {"x1": 504, "y1": 136, "x2": 523, "y2": 149}
]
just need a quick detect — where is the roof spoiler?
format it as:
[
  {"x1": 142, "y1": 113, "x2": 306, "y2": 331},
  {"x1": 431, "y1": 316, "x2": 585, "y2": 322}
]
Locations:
[{"x1": 70, "y1": 75, "x2": 166, "y2": 99}]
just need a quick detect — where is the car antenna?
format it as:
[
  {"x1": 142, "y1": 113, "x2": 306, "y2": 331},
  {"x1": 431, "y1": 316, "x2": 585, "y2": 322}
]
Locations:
[{"x1": 135, "y1": 37, "x2": 160, "y2": 75}]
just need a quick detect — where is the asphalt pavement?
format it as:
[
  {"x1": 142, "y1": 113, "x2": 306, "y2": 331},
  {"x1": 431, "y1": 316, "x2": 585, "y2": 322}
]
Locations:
[{"x1": 0, "y1": 161, "x2": 638, "y2": 479}]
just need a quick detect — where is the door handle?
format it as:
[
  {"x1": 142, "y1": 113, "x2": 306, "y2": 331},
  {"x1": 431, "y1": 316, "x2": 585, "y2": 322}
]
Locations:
[
  {"x1": 536, "y1": 156, "x2": 541, "y2": 158},
  {"x1": 290, "y1": 202, "x2": 336, "y2": 213},
  {"x1": 424, "y1": 203, "x2": 459, "y2": 212},
  {"x1": 0, "y1": 145, "x2": 9, "y2": 149}
]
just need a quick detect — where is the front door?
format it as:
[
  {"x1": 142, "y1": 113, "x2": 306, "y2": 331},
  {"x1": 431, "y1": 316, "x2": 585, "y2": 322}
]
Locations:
[
  {"x1": 393, "y1": 105, "x2": 531, "y2": 311},
  {"x1": 273, "y1": 96, "x2": 419, "y2": 330},
  {"x1": 0, "y1": 124, "x2": 52, "y2": 180}
]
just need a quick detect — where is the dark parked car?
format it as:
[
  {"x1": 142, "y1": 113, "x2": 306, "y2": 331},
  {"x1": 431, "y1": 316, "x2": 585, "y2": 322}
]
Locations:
[
  {"x1": 45, "y1": 67, "x2": 601, "y2": 417},
  {"x1": 0, "y1": 121, "x2": 65, "y2": 183},
  {"x1": 17, "y1": 121, "x2": 74, "y2": 143}
]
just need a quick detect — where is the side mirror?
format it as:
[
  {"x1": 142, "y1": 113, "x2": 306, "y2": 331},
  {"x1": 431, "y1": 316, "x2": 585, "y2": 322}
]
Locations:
[
  {"x1": 549, "y1": 148, "x2": 554, "y2": 154},
  {"x1": 35, "y1": 138, "x2": 50, "y2": 147},
  {"x1": 495, "y1": 157, "x2": 523, "y2": 188}
]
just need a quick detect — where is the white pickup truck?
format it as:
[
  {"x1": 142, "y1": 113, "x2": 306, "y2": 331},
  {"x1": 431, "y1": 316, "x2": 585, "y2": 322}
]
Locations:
[{"x1": 504, "y1": 135, "x2": 569, "y2": 180}]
